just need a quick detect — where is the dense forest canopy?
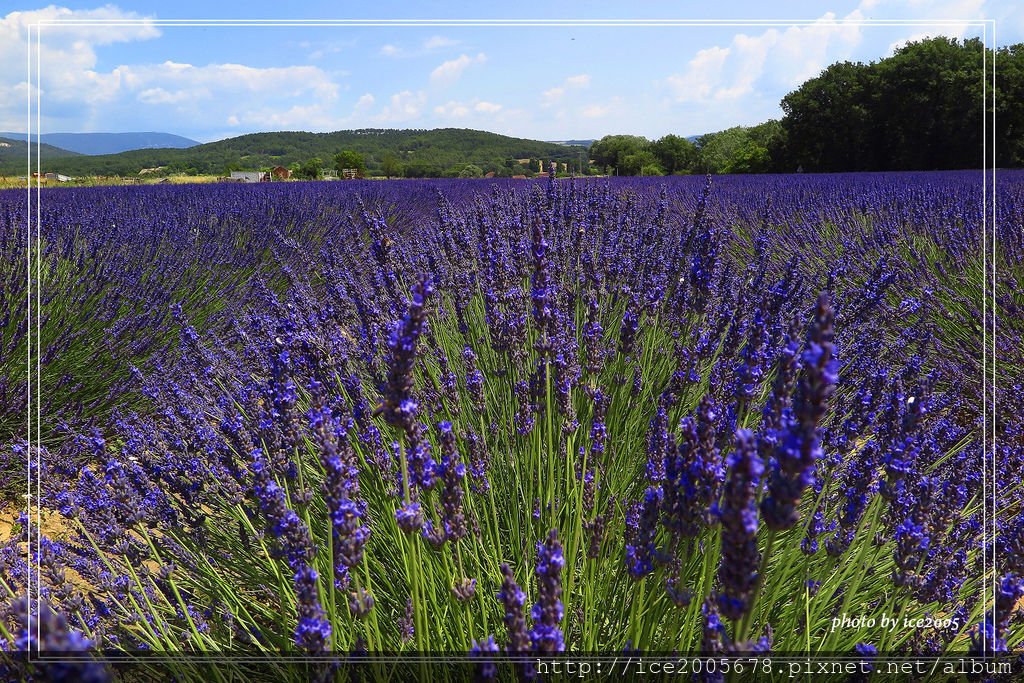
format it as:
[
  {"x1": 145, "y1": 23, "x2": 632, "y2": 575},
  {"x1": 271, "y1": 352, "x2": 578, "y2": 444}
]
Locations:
[{"x1": 779, "y1": 37, "x2": 1016, "y2": 172}]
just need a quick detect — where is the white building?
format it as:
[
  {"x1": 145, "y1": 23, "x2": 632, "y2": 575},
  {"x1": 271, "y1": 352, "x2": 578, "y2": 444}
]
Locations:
[{"x1": 230, "y1": 171, "x2": 269, "y2": 183}]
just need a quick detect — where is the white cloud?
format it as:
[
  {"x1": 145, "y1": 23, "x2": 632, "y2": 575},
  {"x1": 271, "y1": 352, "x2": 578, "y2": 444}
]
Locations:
[
  {"x1": 424, "y1": 35, "x2": 459, "y2": 49},
  {"x1": 665, "y1": 46, "x2": 730, "y2": 101},
  {"x1": 435, "y1": 100, "x2": 470, "y2": 117},
  {"x1": 101, "y1": 58, "x2": 347, "y2": 133},
  {"x1": 354, "y1": 93, "x2": 375, "y2": 111},
  {"x1": 378, "y1": 90, "x2": 427, "y2": 122},
  {"x1": 541, "y1": 73, "x2": 591, "y2": 105},
  {"x1": 380, "y1": 44, "x2": 401, "y2": 57},
  {"x1": 2, "y1": 5, "x2": 159, "y2": 46},
  {"x1": 225, "y1": 91, "x2": 380, "y2": 132},
  {"x1": 580, "y1": 97, "x2": 623, "y2": 120},
  {"x1": 474, "y1": 101, "x2": 502, "y2": 113},
  {"x1": 118, "y1": 61, "x2": 339, "y2": 106},
  {"x1": 429, "y1": 52, "x2": 486, "y2": 86},
  {"x1": 664, "y1": 11, "x2": 864, "y2": 104},
  {"x1": 137, "y1": 87, "x2": 202, "y2": 105},
  {"x1": 0, "y1": 5, "x2": 159, "y2": 129},
  {"x1": 542, "y1": 86, "x2": 565, "y2": 103},
  {"x1": 433, "y1": 98, "x2": 503, "y2": 119}
]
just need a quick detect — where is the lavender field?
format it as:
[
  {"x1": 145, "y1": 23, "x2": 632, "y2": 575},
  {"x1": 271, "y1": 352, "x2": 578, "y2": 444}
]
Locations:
[{"x1": 0, "y1": 171, "x2": 1022, "y2": 679}]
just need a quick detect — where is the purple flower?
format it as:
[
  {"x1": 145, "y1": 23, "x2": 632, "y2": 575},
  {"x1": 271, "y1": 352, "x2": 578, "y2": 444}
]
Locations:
[
  {"x1": 497, "y1": 563, "x2": 531, "y2": 655},
  {"x1": 716, "y1": 429, "x2": 763, "y2": 621},
  {"x1": 625, "y1": 486, "x2": 663, "y2": 579},
  {"x1": 530, "y1": 529, "x2": 565, "y2": 654},
  {"x1": 698, "y1": 599, "x2": 727, "y2": 682},
  {"x1": 348, "y1": 587, "x2": 375, "y2": 619},
  {"x1": 433, "y1": 420, "x2": 468, "y2": 544},
  {"x1": 249, "y1": 448, "x2": 315, "y2": 570},
  {"x1": 618, "y1": 302, "x2": 640, "y2": 359},
  {"x1": 310, "y1": 399, "x2": 369, "y2": 586},
  {"x1": 470, "y1": 635, "x2": 500, "y2": 680},
  {"x1": 395, "y1": 501, "x2": 424, "y2": 534},
  {"x1": 293, "y1": 566, "x2": 331, "y2": 652},
  {"x1": 463, "y1": 346, "x2": 486, "y2": 415},
  {"x1": 761, "y1": 292, "x2": 837, "y2": 531},
  {"x1": 379, "y1": 274, "x2": 433, "y2": 431},
  {"x1": 582, "y1": 291, "x2": 605, "y2": 375}
]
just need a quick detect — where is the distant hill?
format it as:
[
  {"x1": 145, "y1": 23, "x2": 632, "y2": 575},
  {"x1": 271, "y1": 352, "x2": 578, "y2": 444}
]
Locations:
[
  {"x1": 0, "y1": 131, "x2": 199, "y2": 156},
  {"x1": 0, "y1": 128, "x2": 588, "y2": 177},
  {"x1": 548, "y1": 139, "x2": 595, "y2": 147},
  {"x1": 0, "y1": 137, "x2": 82, "y2": 172}
]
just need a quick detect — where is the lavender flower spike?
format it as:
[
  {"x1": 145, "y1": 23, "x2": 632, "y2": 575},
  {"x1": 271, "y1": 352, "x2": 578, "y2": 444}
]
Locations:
[
  {"x1": 497, "y1": 563, "x2": 532, "y2": 657},
  {"x1": 530, "y1": 529, "x2": 566, "y2": 654},
  {"x1": 761, "y1": 292, "x2": 837, "y2": 531},
  {"x1": 379, "y1": 274, "x2": 434, "y2": 431},
  {"x1": 716, "y1": 429, "x2": 763, "y2": 621}
]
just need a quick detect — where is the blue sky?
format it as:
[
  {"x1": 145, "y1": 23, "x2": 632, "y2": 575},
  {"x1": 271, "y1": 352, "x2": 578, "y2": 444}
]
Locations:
[{"x1": 2, "y1": 1, "x2": 1020, "y2": 143}]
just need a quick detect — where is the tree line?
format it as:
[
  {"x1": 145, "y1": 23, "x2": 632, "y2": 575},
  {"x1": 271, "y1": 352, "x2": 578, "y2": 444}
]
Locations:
[{"x1": 590, "y1": 37, "x2": 1022, "y2": 175}]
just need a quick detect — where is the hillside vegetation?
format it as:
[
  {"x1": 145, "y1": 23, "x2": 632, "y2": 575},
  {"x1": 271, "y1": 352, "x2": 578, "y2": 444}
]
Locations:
[
  {"x1": 0, "y1": 137, "x2": 81, "y2": 169},
  {"x1": 0, "y1": 128, "x2": 585, "y2": 178}
]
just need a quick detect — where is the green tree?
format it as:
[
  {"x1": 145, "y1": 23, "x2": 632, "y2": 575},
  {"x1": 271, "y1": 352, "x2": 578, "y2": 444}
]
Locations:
[
  {"x1": 333, "y1": 150, "x2": 367, "y2": 177},
  {"x1": 724, "y1": 140, "x2": 770, "y2": 174},
  {"x1": 780, "y1": 60, "x2": 874, "y2": 172},
  {"x1": 652, "y1": 134, "x2": 697, "y2": 174},
  {"x1": 719, "y1": 121, "x2": 783, "y2": 173},
  {"x1": 620, "y1": 150, "x2": 661, "y2": 175},
  {"x1": 380, "y1": 153, "x2": 403, "y2": 179},
  {"x1": 458, "y1": 164, "x2": 484, "y2": 178},
  {"x1": 404, "y1": 162, "x2": 443, "y2": 178},
  {"x1": 696, "y1": 127, "x2": 753, "y2": 174},
  {"x1": 779, "y1": 37, "x2": 998, "y2": 171},
  {"x1": 589, "y1": 135, "x2": 651, "y2": 174},
  {"x1": 295, "y1": 157, "x2": 323, "y2": 180},
  {"x1": 874, "y1": 37, "x2": 984, "y2": 170},
  {"x1": 996, "y1": 44, "x2": 1024, "y2": 167}
]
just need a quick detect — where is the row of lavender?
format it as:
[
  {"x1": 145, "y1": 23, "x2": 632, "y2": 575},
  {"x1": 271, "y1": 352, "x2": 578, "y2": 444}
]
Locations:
[{"x1": 1, "y1": 171, "x2": 1021, "y2": 678}]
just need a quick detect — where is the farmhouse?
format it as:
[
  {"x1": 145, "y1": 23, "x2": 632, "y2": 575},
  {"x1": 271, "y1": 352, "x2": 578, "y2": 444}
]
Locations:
[
  {"x1": 230, "y1": 171, "x2": 270, "y2": 183},
  {"x1": 271, "y1": 166, "x2": 291, "y2": 180}
]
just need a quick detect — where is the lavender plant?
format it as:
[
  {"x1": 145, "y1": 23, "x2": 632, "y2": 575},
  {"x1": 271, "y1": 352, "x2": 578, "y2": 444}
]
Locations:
[{"x1": 0, "y1": 171, "x2": 1020, "y2": 679}]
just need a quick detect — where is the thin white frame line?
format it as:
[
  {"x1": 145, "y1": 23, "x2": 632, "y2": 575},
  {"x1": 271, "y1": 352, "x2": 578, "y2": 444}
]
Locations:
[
  {"x1": 36, "y1": 21, "x2": 993, "y2": 27},
  {"x1": 35, "y1": 18, "x2": 993, "y2": 23},
  {"x1": 23, "y1": 15, "x2": 998, "y2": 662},
  {"x1": 981, "y1": 20, "x2": 988, "y2": 653},
  {"x1": 987, "y1": 18, "x2": 995, "y2": 643},
  {"x1": 25, "y1": 19, "x2": 33, "y2": 661},
  {"x1": 34, "y1": 18, "x2": 42, "y2": 653}
]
